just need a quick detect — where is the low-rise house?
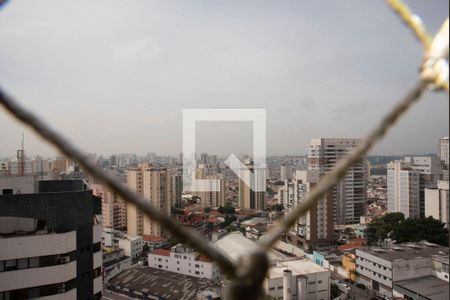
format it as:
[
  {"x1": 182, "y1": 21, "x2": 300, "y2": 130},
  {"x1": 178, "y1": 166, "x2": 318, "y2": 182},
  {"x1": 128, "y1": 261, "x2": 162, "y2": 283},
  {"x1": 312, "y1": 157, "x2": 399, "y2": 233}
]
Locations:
[
  {"x1": 148, "y1": 244, "x2": 221, "y2": 281},
  {"x1": 142, "y1": 235, "x2": 169, "y2": 251}
]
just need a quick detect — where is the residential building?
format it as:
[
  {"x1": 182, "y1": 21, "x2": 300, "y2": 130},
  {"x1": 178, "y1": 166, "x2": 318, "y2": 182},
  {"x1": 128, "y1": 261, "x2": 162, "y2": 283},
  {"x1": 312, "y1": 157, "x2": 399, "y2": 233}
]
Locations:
[
  {"x1": 308, "y1": 138, "x2": 368, "y2": 225},
  {"x1": 404, "y1": 156, "x2": 443, "y2": 217},
  {"x1": 126, "y1": 163, "x2": 170, "y2": 237},
  {"x1": 425, "y1": 180, "x2": 449, "y2": 224},
  {"x1": 102, "y1": 246, "x2": 132, "y2": 281},
  {"x1": 439, "y1": 137, "x2": 449, "y2": 168},
  {"x1": 355, "y1": 241, "x2": 449, "y2": 298},
  {"x1": 192, "y1": 164, "x2": 225, "y2": 207},
  {"x1": 280, "y1": 164, "x2": 294, "y2": 180},
  {"x1": 387, "y1": 160, "x2": 421, "y2": 218},
  {"x1": 142, "y1": 235, "x2": 169, "y2": 251},
  {"x1": 92, "y1": 183, "x2": 126, "y2": 230},
  {"x1": 263, "y1": 259, "x2": 330, "y2": 300},
  {"x1": 280, "y1": 170, "x2": 334, "y2": 249},
  {"x1": 168, "y1": 172, "x2": 182, "y2": 208},
  {"x1": 342, "y1": 251, "x2": 357, "y2": 282},
  {"x1": 0, "y1": 180, "x2": 102, "y2": 299},
  {"x1": 239, "y1": 160, "x2": 266, "y2": 210},
  {"x1": 148, "y1": 244, "x2": 221, "y2": 280},
  {"x1": 116, "y1": 235, "x2": 143, "y2": 260}
]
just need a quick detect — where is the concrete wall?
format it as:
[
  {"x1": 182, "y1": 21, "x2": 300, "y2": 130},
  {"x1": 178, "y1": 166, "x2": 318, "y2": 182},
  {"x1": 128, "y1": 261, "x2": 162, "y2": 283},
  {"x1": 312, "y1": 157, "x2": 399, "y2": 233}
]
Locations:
[
  {"x1": 274, "y1": 240, "x2": 305, "y2": 257},
  {"x1": 392, "y1": 257, "x2": 432, "y2": 282}
]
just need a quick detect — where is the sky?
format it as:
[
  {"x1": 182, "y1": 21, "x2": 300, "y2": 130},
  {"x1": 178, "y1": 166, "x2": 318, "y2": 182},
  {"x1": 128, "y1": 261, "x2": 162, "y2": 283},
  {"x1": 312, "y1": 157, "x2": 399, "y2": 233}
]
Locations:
[{"x1": 0, "y1": 0, "x2": 448, "y2": 158}]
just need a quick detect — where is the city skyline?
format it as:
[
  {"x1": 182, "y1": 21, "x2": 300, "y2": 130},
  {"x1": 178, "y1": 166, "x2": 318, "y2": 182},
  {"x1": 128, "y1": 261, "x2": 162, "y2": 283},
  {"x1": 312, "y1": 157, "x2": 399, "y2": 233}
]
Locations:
[{"x1": 0, "y1": 0, "x2": 448, "y2": 157}]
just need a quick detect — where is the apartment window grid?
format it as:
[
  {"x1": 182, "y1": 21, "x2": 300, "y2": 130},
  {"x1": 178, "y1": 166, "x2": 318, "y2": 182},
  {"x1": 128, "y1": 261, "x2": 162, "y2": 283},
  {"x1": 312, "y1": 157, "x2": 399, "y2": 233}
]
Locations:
[{"x1": 0, "y1": 2, "x2": 448, "y2": 299}]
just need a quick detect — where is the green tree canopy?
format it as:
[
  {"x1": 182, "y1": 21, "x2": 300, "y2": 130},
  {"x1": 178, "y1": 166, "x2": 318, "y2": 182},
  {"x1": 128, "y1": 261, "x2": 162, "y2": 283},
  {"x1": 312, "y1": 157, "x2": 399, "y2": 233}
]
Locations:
[{"x1": 367, "y1": 213, "x2": 448, "y2": 246}]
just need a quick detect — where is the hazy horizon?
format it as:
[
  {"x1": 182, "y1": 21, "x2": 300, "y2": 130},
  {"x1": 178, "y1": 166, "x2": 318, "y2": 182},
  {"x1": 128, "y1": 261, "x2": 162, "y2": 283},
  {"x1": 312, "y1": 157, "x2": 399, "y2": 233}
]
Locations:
[{"x1": 1, "y1": 1, "x2": 448, "y2": 158}]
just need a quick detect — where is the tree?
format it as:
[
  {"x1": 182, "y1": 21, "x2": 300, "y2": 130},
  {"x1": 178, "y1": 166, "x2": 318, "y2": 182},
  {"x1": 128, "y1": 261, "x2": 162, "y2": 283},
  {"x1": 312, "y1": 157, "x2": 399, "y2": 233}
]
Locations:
[
  {"x1": 204, "y1": 207, "x2": 211, "y2": 213},
  {"x1": 367, "y1": 212, "x2": 405, "y2": 243},
  {"x1": 142, "y1": 244, "x2": 150, "y2": 253},
  {"x1": 330, "y1": 283, "x2": 340, "y2": 299},
  {"x1": 218, "y1": 205, "x2": 235, "y2": 214},
  {"x1": 367, "y1": 213, "x2": 448, "y2": 246},
  {"x1": 271, "y1": 204, "x2": 284, "y2": 212}
]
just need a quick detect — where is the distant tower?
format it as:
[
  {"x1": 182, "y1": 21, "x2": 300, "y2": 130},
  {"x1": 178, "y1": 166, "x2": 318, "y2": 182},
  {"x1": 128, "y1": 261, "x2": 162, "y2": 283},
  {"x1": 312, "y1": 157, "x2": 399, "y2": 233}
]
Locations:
[{"x1": 17, "y1": 134, "x2": 26, "y2": 176}]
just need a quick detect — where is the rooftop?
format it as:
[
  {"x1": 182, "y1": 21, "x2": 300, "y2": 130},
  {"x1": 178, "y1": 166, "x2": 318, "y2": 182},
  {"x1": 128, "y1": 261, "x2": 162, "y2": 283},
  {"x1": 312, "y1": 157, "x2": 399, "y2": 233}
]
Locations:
[
  {"x1": 267, "y1": 259, "x2": 329, "y2": 279},
  {"x1": 394, "y1": 276, "x2": 449, "y2": 300},
  {"x1": 356, "y1": 241, "x2": 449, "y2": 262},
  {"x1": 108, "y1": 267, "x2": 221, "y2": 300},
  {"x1": 213, "y1": 232, "x2": 283, "y2": 263},
  {"x1": 143, "y1": 235, "x2": 168, "y2": 242},
  {"x1": 151, "y1": 249, "x2": 170, "y2": 257}
]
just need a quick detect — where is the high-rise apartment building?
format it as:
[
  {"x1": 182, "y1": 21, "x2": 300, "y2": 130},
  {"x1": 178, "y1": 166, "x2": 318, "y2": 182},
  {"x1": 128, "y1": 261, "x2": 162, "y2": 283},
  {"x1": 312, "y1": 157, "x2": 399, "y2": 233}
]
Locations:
[
  {"x1": 387, "y1": 160, "x2": 420, "y2": 218},
  {"x1": 126, "y1": 163, "x2": 170, "y2": 237},
  {"x1": 308, "y1": 138, "x2": 368, "y2": 225},
  {"x1": 425, "y1": 180, "x2": 449, "y2": 224},
  {"x1": 279, "y1": 170, "x2": 334, "y2": 248},
  {"x1": 0, "y1": 180, "x2": 102, "y2": 299},
  {"x1": 192, "y1": 164, "x2": 225, "y2": 207},
  {"x1": 239, "y1": 160, "x2": 266, "y2": 210},
  {"x1": 91, "y1": 184, "x2": 127, "y2": 230},
  {"x1": 439, "y1": 137, "x2": 449, "y2": 167},
  {"x1": 439, "y1": 137, "x2": 449, "y2": 180},
  {"x1": 403, "y1": 156, "x2": 442, "y2": 217},
  {"x1": 280, "y1": 164, "x2": 294, "y2": 181},
  {"x1": 168, "y1": 171, "x2": 183, "y2": 208}
]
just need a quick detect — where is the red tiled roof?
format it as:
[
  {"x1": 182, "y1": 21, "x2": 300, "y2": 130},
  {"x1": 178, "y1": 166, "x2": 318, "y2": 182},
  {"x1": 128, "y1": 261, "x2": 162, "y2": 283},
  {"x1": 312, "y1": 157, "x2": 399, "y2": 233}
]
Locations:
[
  {"x1": 143, "y1": 235, "x2": 167, "y2": 242},
  {"x1": 151, "y1": 249, "x2": 170, "y2": 257},
  {"x1": 196, "y1": 254, "x2": 213, "y2": 263}
]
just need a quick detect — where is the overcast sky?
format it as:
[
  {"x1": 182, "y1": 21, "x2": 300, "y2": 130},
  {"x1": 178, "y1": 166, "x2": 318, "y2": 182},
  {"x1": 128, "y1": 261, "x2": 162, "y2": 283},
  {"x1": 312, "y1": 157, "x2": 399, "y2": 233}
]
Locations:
[{"x1": 0, "y1": 0, "x2": 448, "y2": 158}]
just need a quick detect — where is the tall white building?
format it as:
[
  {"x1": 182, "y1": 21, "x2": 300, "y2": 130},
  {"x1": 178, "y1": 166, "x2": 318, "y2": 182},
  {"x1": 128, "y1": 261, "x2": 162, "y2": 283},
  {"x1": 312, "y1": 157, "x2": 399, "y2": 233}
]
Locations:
[
  {"x1": 439, "y1": 137, "x2": 449, "y2": 167},
  {"x1": 387, "y1": 160, "x2": 421, "y2": 218},
  {"x1": 407, "y1": 156, "x2": 443, "y2": 217},
  {"x1": 308, "y1": 138, "x2": 368, "y2": 225},
  {"x1": 425, "y1": 180, "x2": 449, "y2": 224}
]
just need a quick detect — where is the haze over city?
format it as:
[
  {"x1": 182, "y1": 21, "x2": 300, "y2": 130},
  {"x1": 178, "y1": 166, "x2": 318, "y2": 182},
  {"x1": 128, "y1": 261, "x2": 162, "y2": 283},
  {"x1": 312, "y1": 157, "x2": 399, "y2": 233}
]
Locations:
[{"x1": 0, "y1": 0, "x2": 448, "y2": 158}]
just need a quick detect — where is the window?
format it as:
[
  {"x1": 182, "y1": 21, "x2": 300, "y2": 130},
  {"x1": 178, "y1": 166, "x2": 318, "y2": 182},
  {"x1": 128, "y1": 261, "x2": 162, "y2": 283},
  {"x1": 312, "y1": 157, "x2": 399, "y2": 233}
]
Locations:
[
  {"x1": 17, "y1": 258, "x2": 28, "y2": 269},
  {"x1": 5, "y1": 260, "x2": 16, "y2": 271}
]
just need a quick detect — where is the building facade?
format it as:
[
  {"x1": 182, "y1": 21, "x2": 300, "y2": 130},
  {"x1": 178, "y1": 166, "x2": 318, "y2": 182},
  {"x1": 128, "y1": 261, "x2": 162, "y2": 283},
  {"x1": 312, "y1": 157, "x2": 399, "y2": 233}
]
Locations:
[
  {"x1": 308, "y1": 138, "x2": 368, "y2": 225},
  {"x1": 425, "y1": 180, "x2": 449, "y2": 224},
  {"x1": 92, "y1": 184, "x2": 126, "y2": 230},
  {"x1": 279, "y1": 170, "x2": 334, "y2": 249},
  {"x1": 264, "y1": 259, "x2": 330, "y2": 300},
  {"x1": 0, "y1": 180, "x2": 102, "y2": 299},
  {"x1": 147, "y1": 244, "x2": 221, "y2": 281},
  {"x1": 387, "y1": 160, "x2": 421, "y2": 218},
  {"x1": 239, "y1": 160, "x2": 266, "y2": 210},
  {"x1": 126, "y1": 163, "x2": 170, "y2": 237},
  {"x1": 355, "y1": 241, "x2": 449, "y2": 298}
]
